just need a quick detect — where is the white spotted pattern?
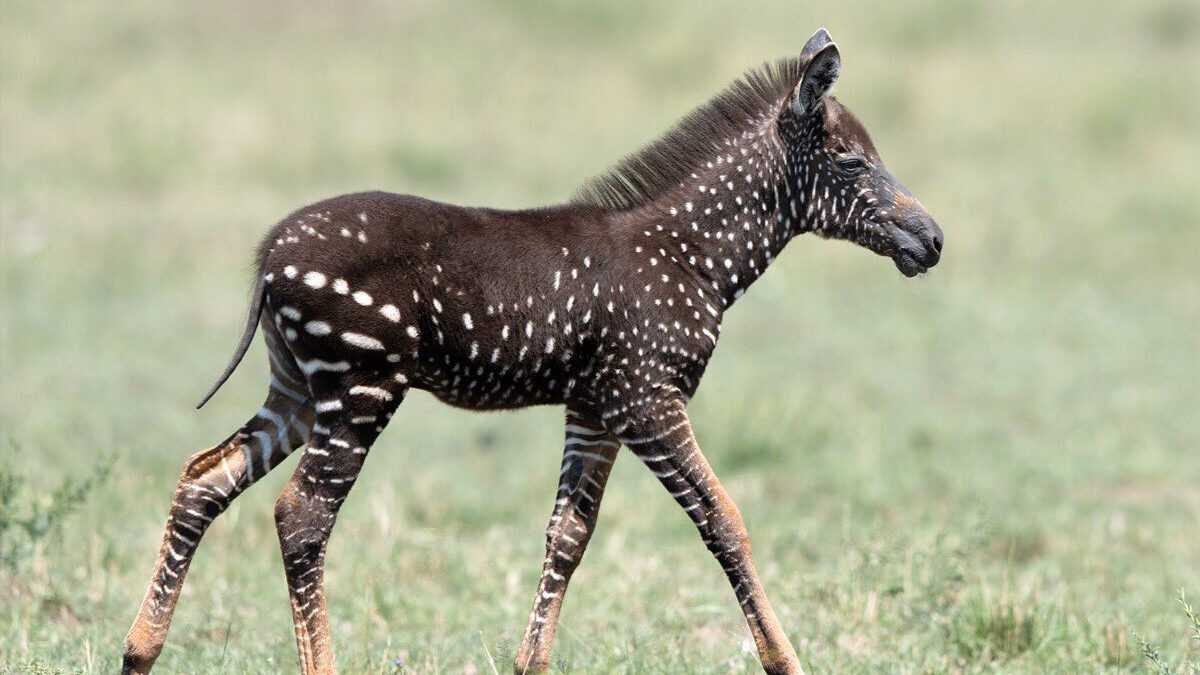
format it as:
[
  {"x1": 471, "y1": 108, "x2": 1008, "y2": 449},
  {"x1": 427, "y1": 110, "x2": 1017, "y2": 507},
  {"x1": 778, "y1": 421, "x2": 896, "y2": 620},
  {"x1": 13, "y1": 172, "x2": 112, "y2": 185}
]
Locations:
[
  {"x1": 305, "y1": 321, "x2": 332, "y2": 336},
  {"x1": 341, "y1": 332, "x2": 384, "y2": 350}
]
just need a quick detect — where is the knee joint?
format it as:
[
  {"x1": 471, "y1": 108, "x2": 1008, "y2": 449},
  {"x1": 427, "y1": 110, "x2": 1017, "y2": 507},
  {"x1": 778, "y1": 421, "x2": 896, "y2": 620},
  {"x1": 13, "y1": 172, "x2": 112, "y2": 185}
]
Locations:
[
  {"x1": 180, "y1": 445, "x2": 228, "y2": 481},
  {"x1": 273, "y1": 486, "x2": 301, "y2": 530},
  {"x1": 545, "y1": 515, "x2": 589, "y2": 557},
  {"x1": 273, "y1": 488, "x2": 327, "y2": 562}
]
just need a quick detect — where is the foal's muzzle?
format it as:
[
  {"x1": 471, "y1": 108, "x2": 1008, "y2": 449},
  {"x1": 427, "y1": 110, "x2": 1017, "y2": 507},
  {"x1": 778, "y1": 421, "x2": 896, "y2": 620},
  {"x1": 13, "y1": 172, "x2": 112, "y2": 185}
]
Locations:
[{"x1": 888, "y1": 197, "x2": 943, "y2": 277}]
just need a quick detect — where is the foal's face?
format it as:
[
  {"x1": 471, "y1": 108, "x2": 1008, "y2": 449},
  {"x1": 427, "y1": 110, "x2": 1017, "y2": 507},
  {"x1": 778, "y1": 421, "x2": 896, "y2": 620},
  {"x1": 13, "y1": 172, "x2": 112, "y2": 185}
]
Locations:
[{"x1": 781, "y1": 34, "x2": 944, "y2": 277}]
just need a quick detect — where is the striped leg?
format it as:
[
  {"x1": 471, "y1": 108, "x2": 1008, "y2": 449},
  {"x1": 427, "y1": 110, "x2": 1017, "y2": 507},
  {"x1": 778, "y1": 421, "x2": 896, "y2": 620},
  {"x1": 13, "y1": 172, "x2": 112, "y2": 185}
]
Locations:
[
  {"x1": 514, "y1": 407, "x2": 621, "y2": 674},
  {"x1": 122, "y1": 375, "x2": 313, "y2": 674},
  {"x1": 614, "y1": 394, "x2": 803, "y2": 675},
  {"x1": 273, "y1": 375, "x2": 407, "y2": 675}
]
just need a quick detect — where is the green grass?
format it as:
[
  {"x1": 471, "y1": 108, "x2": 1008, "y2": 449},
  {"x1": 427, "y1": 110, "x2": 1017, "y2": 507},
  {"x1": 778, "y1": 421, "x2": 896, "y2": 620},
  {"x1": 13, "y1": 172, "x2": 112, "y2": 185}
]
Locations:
[{"x1": 2, "y1": 1, "x2": 1198, "y2": 673}]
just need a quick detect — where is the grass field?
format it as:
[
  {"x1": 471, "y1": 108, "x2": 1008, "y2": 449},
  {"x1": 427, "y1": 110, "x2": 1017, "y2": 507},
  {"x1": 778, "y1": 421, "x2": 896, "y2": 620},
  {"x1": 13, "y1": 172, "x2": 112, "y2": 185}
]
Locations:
[{"x1": 2, "y1": 2, "x2": 1199, "y2": 673}]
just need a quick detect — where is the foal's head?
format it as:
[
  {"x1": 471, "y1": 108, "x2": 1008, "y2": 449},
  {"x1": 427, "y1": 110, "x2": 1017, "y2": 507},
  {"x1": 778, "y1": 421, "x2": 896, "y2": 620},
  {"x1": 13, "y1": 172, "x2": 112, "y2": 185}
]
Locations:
[{"x1": 780, "y1": 29, "x2": 944, "y2": 277}]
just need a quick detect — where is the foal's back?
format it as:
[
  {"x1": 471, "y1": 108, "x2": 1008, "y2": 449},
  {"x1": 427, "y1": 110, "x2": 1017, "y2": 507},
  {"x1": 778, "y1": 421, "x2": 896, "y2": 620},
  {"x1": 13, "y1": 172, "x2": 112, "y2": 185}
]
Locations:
[{"x1": 259, "y1": 191, "x2": 620, "y2": 410}]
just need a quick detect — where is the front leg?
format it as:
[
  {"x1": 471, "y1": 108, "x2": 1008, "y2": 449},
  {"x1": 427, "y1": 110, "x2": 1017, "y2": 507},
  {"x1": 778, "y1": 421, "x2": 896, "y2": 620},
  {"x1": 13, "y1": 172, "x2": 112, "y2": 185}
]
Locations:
[
  {"x1": 514, "y1": 406, "x2": 621, "y2": 674},
  {"x1": 612, "y1": 392, "x2": 803, "y2": 675}
]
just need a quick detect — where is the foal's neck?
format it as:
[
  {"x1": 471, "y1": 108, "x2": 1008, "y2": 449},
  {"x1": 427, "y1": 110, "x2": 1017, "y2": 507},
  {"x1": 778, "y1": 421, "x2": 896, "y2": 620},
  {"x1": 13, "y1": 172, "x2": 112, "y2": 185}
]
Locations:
[{"x1": 618, "y1": 125, "x2": 803, "y2": 311}]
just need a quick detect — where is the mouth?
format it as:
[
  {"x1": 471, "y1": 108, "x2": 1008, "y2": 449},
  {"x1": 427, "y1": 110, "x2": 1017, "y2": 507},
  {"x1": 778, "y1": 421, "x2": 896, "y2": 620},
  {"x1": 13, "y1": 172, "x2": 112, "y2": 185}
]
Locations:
[
  {"x1": 886, "y1": 226, "x2": 940, "y2": 278},
  {"x1": 894, "y1": 251, "x2": 929, "y2": 277}
]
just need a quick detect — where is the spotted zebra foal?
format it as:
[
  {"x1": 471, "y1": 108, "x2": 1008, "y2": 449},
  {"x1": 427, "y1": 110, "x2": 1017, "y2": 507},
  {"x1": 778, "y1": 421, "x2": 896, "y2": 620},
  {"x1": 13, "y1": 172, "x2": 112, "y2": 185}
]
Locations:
[{"x1": 123, "y1": 28, "x2": 943, "y2": 675}]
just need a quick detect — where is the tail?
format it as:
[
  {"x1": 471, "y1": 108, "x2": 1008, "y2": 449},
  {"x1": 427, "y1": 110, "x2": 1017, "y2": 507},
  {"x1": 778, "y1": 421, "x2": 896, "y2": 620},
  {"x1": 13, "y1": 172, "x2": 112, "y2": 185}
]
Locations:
[{"x1": 196, "y1": 274, "x2": 267, "y2": 409}]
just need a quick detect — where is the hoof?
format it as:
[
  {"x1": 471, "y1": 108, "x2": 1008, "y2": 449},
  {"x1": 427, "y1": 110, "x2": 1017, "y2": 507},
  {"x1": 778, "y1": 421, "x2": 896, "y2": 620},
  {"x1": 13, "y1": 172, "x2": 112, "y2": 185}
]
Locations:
[{"x1": 122, "y1": 644, "x2": 159, "y2": 675}]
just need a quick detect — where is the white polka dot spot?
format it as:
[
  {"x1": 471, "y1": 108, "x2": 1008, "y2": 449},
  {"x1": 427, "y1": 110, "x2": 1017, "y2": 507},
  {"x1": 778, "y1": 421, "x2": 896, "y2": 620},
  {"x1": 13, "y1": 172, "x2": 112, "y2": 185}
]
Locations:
[{"x1": 303, "y1": 271, "x2": 327, "y2": 289}]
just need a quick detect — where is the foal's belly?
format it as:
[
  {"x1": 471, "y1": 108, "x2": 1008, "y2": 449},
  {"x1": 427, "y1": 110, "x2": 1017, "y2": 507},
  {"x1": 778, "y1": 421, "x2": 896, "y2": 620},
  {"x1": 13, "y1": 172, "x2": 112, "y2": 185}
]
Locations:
[{"x1": 411, "y1": 349, "x2": 581, "y2": 411}]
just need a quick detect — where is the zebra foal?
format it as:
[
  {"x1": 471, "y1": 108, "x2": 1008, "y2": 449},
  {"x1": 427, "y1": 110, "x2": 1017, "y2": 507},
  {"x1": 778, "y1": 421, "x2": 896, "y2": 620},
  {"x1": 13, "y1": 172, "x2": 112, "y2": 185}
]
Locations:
[{"x1": 123, "y1": 28, "x2": 943, "y2": 675}]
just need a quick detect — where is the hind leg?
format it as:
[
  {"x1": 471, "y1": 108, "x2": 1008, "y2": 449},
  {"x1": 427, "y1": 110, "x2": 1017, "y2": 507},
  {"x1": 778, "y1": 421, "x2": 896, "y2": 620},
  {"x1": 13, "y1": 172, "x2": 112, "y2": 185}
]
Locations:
[
  {"x1": 273, "y1": 372, "x2": 407, "y2": 675},
  {"x1": 122, "y1": 371, "x2": 313, "y2": 674}
]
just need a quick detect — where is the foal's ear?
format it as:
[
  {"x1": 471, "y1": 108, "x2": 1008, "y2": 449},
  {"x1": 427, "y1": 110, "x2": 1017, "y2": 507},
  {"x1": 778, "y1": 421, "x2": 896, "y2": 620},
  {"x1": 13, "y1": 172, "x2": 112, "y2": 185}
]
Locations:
[
  {"x1": 790, "y1": 41, "x2": 842, "y2": 116},
  {"x1": 799, "y1": 26, "x2": 834, "y2": 63}
]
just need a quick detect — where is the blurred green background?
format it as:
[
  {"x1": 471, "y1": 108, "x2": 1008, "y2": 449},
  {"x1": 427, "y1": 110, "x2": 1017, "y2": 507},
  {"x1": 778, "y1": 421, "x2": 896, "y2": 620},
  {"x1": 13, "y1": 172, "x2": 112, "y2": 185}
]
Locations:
[{"x1": 2, "y1": 2, "x2": 1198, "y2": 673}]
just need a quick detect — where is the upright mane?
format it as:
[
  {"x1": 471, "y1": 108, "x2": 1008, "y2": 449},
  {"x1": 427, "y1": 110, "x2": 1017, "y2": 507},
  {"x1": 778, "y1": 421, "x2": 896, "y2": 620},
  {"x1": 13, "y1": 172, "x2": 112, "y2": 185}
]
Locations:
[{"x1": 573, "y1": 56, "x2": 806, "y2": 212}]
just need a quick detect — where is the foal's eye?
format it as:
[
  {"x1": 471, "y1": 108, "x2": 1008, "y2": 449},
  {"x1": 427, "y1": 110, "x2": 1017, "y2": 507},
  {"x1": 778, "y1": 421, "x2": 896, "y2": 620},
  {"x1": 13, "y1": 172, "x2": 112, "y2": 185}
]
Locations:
[{"x1": 836, "y1": 156, "x2": 869, "y2": 175}]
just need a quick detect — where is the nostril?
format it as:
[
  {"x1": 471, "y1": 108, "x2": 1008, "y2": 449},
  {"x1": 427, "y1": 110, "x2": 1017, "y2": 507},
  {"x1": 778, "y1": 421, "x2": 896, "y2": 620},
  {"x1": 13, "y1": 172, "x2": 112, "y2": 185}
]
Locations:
[{"x1": 932, "y1": 232, "x2": 943, "y2": 253}]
